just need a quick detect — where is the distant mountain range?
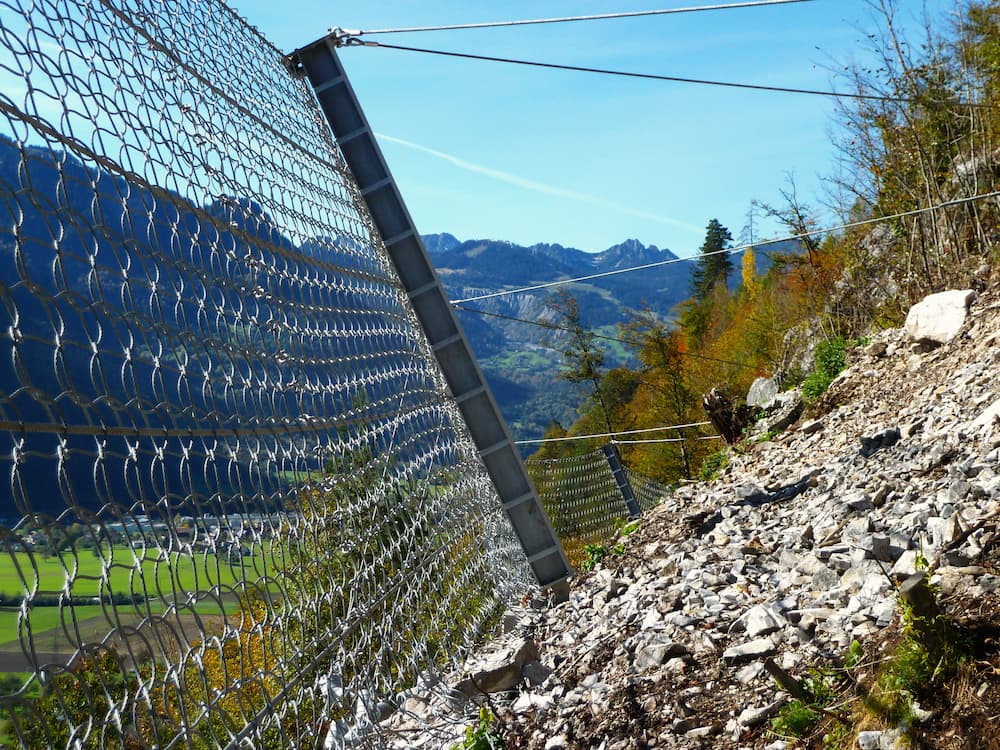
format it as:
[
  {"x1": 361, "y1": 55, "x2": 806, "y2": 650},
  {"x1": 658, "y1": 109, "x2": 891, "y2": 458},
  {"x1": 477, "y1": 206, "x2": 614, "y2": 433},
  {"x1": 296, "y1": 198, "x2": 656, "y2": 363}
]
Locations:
[
  {"x1": 425, "y1": 233, "x2": 688, "y2": 326},
  {"x1": 422, "y1": 234, "x2": 693, "y2": 444}
]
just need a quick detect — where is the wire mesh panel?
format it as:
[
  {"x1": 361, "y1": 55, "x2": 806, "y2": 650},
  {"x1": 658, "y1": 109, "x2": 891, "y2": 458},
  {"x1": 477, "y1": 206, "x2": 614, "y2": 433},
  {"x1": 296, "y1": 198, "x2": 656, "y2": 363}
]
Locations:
[
  {"x1": 0, "y1": 1, "x2": 534, "y2": 747},
  {"x1": 526, "y1": 450, "x2": 630, "y2": 567},
  {"x1": 625, "y1": 467, "x2": 672, "y2": 513}
]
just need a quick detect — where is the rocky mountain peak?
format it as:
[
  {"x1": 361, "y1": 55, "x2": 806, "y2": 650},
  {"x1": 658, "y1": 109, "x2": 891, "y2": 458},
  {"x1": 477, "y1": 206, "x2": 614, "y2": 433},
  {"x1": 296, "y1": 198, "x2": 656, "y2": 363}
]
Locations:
[
  {"x1": 422, "y1": 232, "x2": 462, "y2": 254},
  {"x1": 594, "y1": 238, "x2": 678, "y2": 270}
]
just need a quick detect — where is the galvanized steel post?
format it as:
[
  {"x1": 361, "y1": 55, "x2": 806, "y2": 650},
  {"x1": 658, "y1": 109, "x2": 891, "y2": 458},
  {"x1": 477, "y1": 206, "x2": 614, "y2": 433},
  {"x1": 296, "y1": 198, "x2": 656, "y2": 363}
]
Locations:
[
  {"x1": 601, "y1": 443, "x2": 641, "y2": 518},
  {"x1": 287, "y1": 38, "x2": 572, "y2": 586}
]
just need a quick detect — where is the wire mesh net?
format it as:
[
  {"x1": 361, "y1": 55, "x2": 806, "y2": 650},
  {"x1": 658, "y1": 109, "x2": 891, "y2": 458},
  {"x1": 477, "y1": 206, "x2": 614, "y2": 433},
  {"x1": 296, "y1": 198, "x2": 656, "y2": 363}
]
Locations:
[
  {"x1": 0, "y1": 0, "x2": 535, "y2": 747},
  {"x1": 624, "y1": 467, "x2": 672, "y2": 513},
  {"x1": 526, "y1": 450, "x2": 632, "y2": 567}
]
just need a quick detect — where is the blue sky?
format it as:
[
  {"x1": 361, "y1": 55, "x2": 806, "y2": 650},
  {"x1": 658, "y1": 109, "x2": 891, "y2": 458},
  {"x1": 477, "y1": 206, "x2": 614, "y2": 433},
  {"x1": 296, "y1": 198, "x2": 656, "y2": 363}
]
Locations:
[{"x1": 238, "y1": 0, "x2": 954, "y2": 255}]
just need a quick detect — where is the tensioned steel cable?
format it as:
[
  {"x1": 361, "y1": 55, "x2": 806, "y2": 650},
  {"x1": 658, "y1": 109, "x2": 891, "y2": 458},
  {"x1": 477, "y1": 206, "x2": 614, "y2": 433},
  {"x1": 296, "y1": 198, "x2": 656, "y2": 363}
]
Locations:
[
  {"x1": 452, "y1": 304, "x2": 758, "y2": 370},
  {"x1": 611, "y1": 435, "x2": 723, "y2": 444},
  {"x1": 340, "y1": 0, "x2": 814, "y2": 36},
  {"x1": 350, "y1": 40, "x2": 978, "y2": 107},
  {"x1": 515, "y1": 421, "x2": 714, "y2": 445}
]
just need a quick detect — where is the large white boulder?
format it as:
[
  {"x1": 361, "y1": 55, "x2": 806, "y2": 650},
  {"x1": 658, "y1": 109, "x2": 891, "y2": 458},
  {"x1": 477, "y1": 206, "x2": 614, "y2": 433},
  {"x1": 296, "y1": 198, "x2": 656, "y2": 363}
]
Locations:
[
  {"x1": 904, "y1": 289, "x2": 975, "y2": 344},
  {"x1": 746, "y1": 377, "x2": 779, "y2": 408}
]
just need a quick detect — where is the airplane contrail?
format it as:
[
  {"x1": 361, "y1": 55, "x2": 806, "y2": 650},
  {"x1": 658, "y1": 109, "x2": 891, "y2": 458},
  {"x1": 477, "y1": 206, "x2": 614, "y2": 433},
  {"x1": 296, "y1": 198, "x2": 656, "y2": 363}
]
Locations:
[{"x1": 376, "y1": 133, "x2": 702, "y2": 234}]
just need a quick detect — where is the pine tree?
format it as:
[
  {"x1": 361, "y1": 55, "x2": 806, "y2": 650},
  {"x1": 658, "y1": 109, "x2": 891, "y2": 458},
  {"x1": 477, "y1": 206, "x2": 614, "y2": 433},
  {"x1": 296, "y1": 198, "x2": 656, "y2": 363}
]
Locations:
[{"x1": 690, "y1": 219, "x2": 734, "y2": 301}]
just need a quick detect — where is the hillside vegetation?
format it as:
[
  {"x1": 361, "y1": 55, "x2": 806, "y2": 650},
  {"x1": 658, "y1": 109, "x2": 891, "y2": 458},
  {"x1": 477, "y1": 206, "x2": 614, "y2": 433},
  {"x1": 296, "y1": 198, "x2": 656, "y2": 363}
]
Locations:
[{"x1": 533, "y1": 0, "x2": 1000, "y2": 485}]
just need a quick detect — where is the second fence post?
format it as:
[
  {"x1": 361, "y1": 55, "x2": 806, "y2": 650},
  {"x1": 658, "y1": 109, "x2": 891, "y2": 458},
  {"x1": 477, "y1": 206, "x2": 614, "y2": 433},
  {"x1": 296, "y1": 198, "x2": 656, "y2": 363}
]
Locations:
[{"x1": 601, "y1": 443, "x2": 640, "y2": 518}]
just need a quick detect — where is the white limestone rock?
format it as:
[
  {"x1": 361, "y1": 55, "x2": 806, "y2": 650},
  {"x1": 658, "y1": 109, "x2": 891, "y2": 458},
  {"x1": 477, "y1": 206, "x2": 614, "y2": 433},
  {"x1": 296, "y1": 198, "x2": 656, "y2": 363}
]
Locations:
[
  {"x1": 743, "y1": 604, "x2": 785, "y2": 638},
  {"x1": 747, "y1": 377, "x2": 779, "y2": 408},
  {"x1": 904, "y1": 289, "x2": 975, "y2": 344},
  {"x1": 722, "y1": 637, "x2": 777, "y2": 664},
  {"x1": 455, "y1": 638, "x2": 539, "y2": 696}
]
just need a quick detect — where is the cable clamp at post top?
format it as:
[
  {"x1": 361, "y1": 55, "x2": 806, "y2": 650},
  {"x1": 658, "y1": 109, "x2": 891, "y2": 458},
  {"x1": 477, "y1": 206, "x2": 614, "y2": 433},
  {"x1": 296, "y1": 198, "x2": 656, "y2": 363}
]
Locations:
[
  {"x1": 329, "y1": 27, "x2": 364, "y2": 47},
  {"x1": 282, "y1": 26, "x2": 364, "y2": 74}
]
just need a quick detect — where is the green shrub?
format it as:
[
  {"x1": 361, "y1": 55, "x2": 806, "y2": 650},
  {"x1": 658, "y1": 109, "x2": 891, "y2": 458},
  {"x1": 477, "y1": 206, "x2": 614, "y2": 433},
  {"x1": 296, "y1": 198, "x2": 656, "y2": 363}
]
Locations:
[
  {"x1": 802, "y1": 669, "x2": 837, "y2": 705},
  {"x1": 698, "y1": 450, "x2": 730, "y2": 481},
  {"x1": 614, "y1": 518, "x2": 640, "y2": 537},
  {"x1": 772, "y1": 700, "x2": 820, "y2": 739},
  {"x1": 859, "y1": 578, "x2": 970, "y2": 732},
  {"x1": 580, "y1": 544, "x2": 608, "y2": 571},
  {"x1": 770, "y1": 668, "x2": 839, "y2": 741},
  {"x1": 454, "y1": 707, "x2": 502, "y2": 750},
  {"x1": 844, "y1": 640, "x2": 864, "y2": 670},
  {"x1": 801, "y1": 337, "x2": 848, "y2": 401}
]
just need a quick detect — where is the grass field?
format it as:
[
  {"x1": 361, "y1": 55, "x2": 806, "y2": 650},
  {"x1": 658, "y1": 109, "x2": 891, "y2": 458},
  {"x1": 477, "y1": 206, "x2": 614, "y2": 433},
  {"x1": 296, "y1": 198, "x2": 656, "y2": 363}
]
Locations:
[
  {"x1": 0, "y1": 598, "x2": 243, "y2": 648},
  {"x1": 0, "y1": 605, "x2": 107, "y2": 643},
  {"x1": 484, "y1": 349, "x2": 556, "y2": 372},
  {"x1": 0, "y1": 545, "x2": 278, "y2": 655},
  {"x1": 0, "y1": 544, "x2": 280, "y2": 599},
  {"x1": 273, "y1": 469, "x2": 324, "y2": 485}
]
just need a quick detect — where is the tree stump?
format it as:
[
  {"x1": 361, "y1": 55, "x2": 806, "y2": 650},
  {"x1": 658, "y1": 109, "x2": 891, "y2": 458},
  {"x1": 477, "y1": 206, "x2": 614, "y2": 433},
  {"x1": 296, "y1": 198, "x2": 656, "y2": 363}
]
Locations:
[{"x1": 703, "y1": 388, "x2": 742, "y2": 444}]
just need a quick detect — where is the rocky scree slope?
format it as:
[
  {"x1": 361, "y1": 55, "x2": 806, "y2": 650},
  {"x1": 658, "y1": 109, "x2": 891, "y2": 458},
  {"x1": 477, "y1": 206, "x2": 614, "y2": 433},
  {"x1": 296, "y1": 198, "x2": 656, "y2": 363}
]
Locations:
[{"x1": 393, "y1": 284, "x2": 1000, "y2": 749}]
